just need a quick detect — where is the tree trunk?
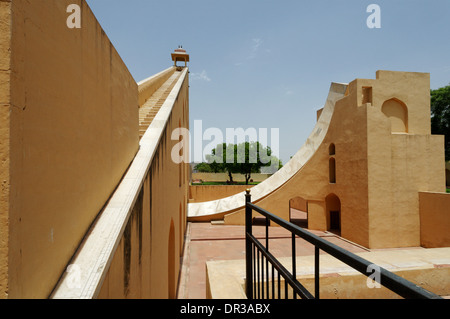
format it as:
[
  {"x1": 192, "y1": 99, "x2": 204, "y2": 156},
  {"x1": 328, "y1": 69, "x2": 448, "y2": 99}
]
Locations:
[{"x1": 228, "y1": 171, "x2": 234, "y2": 184}]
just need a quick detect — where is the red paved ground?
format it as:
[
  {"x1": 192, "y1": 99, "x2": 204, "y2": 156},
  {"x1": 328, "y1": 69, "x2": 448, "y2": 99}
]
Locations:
[{"x1": 177, "y1": 219, "x2": 369, "y2": 299}]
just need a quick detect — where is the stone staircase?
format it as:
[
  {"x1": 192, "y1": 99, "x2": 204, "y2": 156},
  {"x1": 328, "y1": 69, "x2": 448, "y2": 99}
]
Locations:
[{"x1": 139, "y1": 70, "x2": 182, "y2": 139}]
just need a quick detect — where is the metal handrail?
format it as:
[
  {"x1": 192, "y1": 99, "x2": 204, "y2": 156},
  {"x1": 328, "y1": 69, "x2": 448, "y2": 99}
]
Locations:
[{"x1": 244, "y1": 190, "x2": 442, "y2": 299}]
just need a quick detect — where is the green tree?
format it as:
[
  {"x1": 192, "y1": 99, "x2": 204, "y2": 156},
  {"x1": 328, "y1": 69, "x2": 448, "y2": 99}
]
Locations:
[
  {"x1": 205, "y1": 142, "x2": 282, "y2": 185},
  {"x1": 431, "y1": 85, "x2": 450, "y2": 161},
  {"x1": 194, "y1": 162, "x2": 213, "y2": 173},
  {"x1": 194, "y1": 162, "x2": 227, "y2": 173}
]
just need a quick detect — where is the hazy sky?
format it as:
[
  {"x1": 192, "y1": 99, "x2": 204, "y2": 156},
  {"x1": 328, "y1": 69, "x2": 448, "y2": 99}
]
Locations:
[{"x1": 86, "y1": 0, "x2": 450, "y2": 164}]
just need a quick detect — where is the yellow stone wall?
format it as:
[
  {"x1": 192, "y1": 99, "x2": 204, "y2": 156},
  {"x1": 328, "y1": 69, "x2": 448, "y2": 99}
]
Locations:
[
  {"x1": 419, "y1": 192, "x2": 450, "y2": 248},
  {"x1": 289, "y1": 196, "x2": 308, "y2": 212},
  {"x1": 362, "y1": 71, "x2": 444, "y2": 248},
  {"x1": 1, "y1": 0, "x2": 139, "y2": 298},
  {"x1": 0, "y1": 0, "x2": 11, "y2": 300}
]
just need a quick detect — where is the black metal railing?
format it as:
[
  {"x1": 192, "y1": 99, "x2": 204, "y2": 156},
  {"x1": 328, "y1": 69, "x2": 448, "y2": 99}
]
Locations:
[{"x1": 244, "y1": 190, "x2": 442, "y2": 299}]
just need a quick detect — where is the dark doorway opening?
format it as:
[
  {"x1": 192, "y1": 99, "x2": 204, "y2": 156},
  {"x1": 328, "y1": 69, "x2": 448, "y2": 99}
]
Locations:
[
  {"x1": 326, "y1": 194, "x2": 341, "y2": 236},
  {"x1": 329, "y1": 210, "x2": 341, "y2": 234}
]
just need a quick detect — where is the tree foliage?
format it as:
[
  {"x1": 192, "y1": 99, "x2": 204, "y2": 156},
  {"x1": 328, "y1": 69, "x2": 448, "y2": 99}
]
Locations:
[
  {"x1": 194, "y1": 162, "x2": 219, "y2": 173},
  {"x1": 199, "y1": 142, "x2": 282, "y2": 185},
  {"x1": 431, "y1": 85, "x2": 450, "y2": 161}
]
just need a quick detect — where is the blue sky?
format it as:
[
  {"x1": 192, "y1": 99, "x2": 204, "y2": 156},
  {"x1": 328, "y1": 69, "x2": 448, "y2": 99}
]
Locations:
[{"x1": 86, "y1": 0, "x2": 450, "y2": 164}]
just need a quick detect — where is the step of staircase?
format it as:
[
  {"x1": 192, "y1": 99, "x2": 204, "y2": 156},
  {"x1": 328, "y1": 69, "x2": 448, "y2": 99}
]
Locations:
[{"x1": 138, "y1": 71, "x2": 183, "y2": 139}]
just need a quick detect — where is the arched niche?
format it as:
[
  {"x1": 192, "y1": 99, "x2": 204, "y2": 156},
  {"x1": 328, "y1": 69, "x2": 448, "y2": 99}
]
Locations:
[
  {"x1": 381, "y1": 98, "x2": 408, "y2": 133},
  {"x1": 329, "y1": 143, "x2": 336, "y2": 156},
  {"x1": 329, "y1": 158, "x2": 336, "y2": 184}
]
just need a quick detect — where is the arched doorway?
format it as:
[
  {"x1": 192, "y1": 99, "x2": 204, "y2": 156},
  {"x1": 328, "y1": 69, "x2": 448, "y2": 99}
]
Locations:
[
  {"x1": 289, "y1": 196, "x2": 308, "y2": 228},
  {"x1": 326, "y1": 194, "x2": 341, "y2": 235}
]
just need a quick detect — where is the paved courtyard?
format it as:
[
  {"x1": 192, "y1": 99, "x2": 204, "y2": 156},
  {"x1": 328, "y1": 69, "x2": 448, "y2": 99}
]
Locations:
[{"x1": 177, "y1": 218, "x2": 371, "y2": 299}]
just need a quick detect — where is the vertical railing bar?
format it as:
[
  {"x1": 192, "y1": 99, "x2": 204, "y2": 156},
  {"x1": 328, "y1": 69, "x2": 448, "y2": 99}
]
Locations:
[
  {"x1": 272, "y1": 264, "x2": 275, "y2": 299},
  {"x1": 245, "y1": 190, "x2": 253, "y2": 299},
  {"x1": 315, "y1": 246, "x2": 320, "y2": 300},
  {"x1": 264, "y1": 256, "x2": 267, "y2": 299},
  {"x1": 265, "y1": 214, "x2": 269, "y2": 300},
  {"x1": 253, "y1": 243, "x2": 256, "y2": 299},
  {"x1": 292, "y1": 233, "x2": 297, "y2": 299},
  {"x1": 266, "y1": 255, "x2": 268, "y2": 300},
  {"x1": 262, "y1": 256, "x2": 267, "y2": 299},
  {"x1": 262, "y1": 252, "x2": 265, "y2": 299},
  {"x1": 261, "y1": 253, "x2": 265, "y2": 299},
  {"x1": 278, "y1": 272, "x2": 281, "y2": 299},
  {"x1": 261, "y1": 248, "x2": 263, "y2": 300},
  {"x1": 266, "y1": 258, "x2": 269, "y2": 299},
  {"x1": 284, "y1": 276, "x2": 288, "y2": 299},
  {"x1": 257, "y1": 248, "x2": 260, "y2": 299}
]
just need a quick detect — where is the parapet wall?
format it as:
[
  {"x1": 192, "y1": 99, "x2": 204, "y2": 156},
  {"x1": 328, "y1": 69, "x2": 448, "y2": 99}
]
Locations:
[
  {"x1": 419, "y1": 192, "x2": 450, "y2": 248},
  {"x1": 189, "y1": 185, "x2": 253, "y2": 204},
  {"x1": 1, "y1": 0, "x2": 139, "y2": 298},
  {"x1": 191, "y1": 173, "x2": 271, "y2": 183}
]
